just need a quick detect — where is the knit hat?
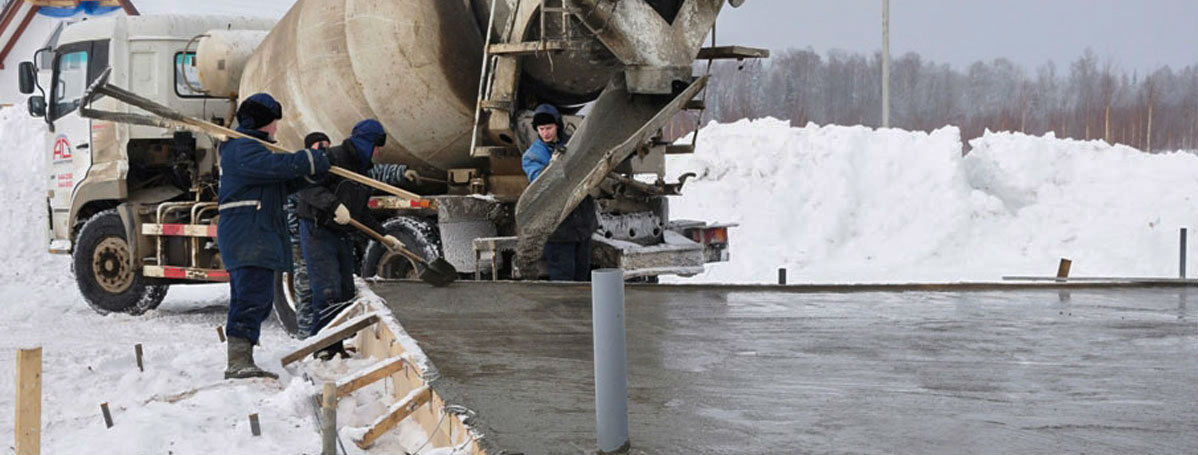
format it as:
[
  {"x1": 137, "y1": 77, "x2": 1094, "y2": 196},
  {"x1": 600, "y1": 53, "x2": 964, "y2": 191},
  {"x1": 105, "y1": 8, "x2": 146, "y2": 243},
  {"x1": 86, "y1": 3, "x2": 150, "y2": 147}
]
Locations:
[
  {"x1": 235, "y1": 93, "x2": 282, "y2": 130},
  {"x1": 531, "y1": 103, "x2": 561, "y2": 128},
  {"x1": 304, "y1": 131, "x2": 330, "y2": 149}
]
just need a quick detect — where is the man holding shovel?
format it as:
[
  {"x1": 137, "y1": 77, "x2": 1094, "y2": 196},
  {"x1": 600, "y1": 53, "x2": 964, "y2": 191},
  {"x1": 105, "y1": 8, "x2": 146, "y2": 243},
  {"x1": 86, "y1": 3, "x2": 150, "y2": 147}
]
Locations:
[
  {"x1": 219, "y1": 93, "x2": 332, "y2": 379},
  {"x1": 296, "y1": 119, "x2": 402, "y2": 359}
]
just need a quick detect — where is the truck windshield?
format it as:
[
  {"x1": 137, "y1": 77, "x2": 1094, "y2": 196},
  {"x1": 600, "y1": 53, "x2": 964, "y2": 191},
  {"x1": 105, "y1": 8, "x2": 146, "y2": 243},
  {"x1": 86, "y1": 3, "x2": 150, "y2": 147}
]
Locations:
[{"x1": 51, "y1": 50, "x2": 88, "y2": 119}]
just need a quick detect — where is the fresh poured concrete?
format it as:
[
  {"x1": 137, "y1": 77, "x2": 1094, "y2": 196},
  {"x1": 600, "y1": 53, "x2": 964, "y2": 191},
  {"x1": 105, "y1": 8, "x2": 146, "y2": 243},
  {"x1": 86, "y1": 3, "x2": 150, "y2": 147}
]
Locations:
[{"x1": 371, "y1": 281, "x2": 1197, "y2": 454}]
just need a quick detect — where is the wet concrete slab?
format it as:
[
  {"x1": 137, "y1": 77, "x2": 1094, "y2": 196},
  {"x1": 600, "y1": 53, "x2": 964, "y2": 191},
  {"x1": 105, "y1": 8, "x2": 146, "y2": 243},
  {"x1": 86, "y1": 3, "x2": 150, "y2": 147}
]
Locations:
[{"x1": 371, "y1": 281, "x2": 1197, "y2": 454}]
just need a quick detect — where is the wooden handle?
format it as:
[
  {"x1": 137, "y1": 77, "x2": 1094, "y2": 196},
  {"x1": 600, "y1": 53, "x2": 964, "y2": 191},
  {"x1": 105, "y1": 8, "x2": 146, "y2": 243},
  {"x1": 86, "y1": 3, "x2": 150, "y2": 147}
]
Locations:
[
  {"x1": 96, "y1": 83, "x2": 427, "y2": 203},
  {"x1": 344, "y1": 218, "x2": 426, "y2": 265}
]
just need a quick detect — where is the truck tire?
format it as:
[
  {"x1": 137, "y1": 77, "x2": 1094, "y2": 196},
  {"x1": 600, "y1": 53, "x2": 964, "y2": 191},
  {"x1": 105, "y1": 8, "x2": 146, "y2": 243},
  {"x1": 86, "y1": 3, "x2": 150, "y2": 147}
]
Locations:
[
  {"x1": 73, "y1": 210, "x2": 168, "y2": 315},
  {"x1": 360, "y1": 216, "x2": 442, "y2": 280},
  {"x1": 273, "y1": 270, "x2": 301, "y2": 337}
]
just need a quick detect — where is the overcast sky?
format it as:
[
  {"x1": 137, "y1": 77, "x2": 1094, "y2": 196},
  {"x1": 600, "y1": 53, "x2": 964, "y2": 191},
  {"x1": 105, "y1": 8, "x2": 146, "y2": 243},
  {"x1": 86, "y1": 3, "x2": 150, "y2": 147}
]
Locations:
[{"x1": 714, "y1": 0, "x2": 1198, "y2": 73}]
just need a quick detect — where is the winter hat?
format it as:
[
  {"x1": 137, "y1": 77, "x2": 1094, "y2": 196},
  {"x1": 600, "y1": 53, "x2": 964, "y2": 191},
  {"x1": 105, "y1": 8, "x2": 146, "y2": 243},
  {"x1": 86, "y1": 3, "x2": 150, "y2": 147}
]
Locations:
[
  {"x1": 348, "y1": 119, "x2": 386, "y2": 170},
  {"x1": 236, "y1": 93, "x2": 282, "y2": 130},
  {"x1": 304, "y1": 131, "x2": 330, "y2": 149},
  {"x1": 531, "y1": 103, "x2": 561, "y2": 128}
]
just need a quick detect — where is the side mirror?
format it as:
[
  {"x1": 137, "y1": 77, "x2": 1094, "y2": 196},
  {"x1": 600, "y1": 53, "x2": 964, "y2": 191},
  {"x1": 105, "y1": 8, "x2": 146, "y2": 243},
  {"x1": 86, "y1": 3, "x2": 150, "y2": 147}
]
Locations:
[
  {"x1": 27, "y1": 95, "x2": 46, "y2": 118},
  {"x1": 18, "y1": 61, "x2": 36, "y2": 95}
]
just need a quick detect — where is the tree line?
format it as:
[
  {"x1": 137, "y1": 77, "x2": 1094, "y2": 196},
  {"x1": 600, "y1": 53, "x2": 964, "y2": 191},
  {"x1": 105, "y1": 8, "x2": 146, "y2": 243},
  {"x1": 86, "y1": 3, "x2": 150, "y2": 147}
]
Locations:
[{"x1": 677, "y1": 48, "x2": 1198, "y2": 152}]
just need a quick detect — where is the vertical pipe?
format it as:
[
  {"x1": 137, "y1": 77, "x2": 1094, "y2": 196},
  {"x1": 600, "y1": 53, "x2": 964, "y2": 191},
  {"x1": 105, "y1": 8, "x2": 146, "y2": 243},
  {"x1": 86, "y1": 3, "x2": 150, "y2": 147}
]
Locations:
[
  {"x1": 249, "y1": 413, "x2": 261, "y2": 436},
  {"x1": 321, "y1": 383, "x2": 337, "y2": 455},
  {"x1": 1181, "y1": 228, "x2": 1188, "y2": 278},
  {"x1": 591, "y1": 269, "x2": 630, "y2": 453},
  {"x1": 134, "y1": 343, "x2": 143, "y2": 372},
  {"x1": 778, "y1": 268, "x2": 787, "y2": 285},
  {"x1": 881, "y1": 0, "x2": 890, "y2": 128}
]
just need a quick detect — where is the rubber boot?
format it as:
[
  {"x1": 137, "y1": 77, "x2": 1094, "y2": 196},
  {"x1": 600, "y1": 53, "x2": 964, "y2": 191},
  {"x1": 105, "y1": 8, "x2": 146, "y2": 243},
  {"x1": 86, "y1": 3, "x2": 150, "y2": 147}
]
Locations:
[{"x1": 225, "y1": 336, "x2": 279, "y2": 380}]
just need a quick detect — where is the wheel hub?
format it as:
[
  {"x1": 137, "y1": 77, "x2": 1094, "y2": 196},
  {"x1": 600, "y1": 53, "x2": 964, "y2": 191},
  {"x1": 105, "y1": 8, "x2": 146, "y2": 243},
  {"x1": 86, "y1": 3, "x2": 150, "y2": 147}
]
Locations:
[{"x1": 92, "y1": 237, "x2": 134, "y2": 294}]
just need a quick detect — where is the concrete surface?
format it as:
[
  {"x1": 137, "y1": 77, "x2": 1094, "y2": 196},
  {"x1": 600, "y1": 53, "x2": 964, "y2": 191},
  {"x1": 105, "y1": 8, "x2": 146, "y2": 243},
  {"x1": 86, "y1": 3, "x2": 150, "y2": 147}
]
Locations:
[{"x1": 372, "y1": 281, "x2": 1197, "y2": 454}]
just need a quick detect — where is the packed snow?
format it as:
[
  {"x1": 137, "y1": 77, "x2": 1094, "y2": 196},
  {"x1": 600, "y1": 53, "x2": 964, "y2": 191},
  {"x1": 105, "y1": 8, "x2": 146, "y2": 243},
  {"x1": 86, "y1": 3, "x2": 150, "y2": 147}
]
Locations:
[
  {"x1": 0, "y1": 105, "x2": 454, "y2": 453},
  {"x1": 665, "y1": 118, "x2": 1198, "y2": 284}
]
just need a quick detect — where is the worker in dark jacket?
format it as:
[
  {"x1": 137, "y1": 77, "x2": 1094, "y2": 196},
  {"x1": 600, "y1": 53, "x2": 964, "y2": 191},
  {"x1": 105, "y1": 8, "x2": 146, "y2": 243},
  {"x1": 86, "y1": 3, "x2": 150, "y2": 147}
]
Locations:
[
  {"x1": 296, "y1": 119, "x2": 401, "y2": 358},
  {"x1": 218, "y1": 93, "x2": 331, "y2": 379},
  {"x1": 521, "y1": 104, "x2": 599, "y2": 281},
  {"x1": 284, "y1": 132, "x2": 332, "y2": 339}
]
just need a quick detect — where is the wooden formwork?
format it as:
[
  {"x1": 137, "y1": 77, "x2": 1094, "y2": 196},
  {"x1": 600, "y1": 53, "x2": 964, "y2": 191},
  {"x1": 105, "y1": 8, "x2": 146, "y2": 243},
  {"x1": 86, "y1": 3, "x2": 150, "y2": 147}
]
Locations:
[{"x1": 281, "y1": 288, "x2": 484, "y2": 453}]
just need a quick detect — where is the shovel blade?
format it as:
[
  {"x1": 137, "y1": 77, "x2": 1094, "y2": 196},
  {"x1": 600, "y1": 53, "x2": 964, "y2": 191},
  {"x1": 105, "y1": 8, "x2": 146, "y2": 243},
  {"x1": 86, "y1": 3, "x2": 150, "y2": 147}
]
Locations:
[{"x1": 418, "y1": 257, "x2": 458, "y2": 287}]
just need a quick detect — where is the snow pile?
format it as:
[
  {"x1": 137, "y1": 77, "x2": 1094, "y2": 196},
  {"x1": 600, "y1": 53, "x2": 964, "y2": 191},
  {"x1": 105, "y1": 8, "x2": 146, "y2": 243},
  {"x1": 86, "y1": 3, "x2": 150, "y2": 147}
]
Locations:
[
  {"x1": 666, "y1": 118, "x2": 1198, "y2": 283},
  {"x1": 0, "y1": 107, "x2": 71, "y2": 290}
]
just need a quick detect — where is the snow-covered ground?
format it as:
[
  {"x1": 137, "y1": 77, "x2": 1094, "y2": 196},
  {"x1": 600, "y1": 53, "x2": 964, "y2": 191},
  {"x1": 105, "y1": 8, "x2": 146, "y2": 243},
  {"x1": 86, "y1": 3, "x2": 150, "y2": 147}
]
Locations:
[
  {"x1": 0, "y1": 107, "x2": 444, "y2": 453},
  {"x1": 666, "y1": 118, "x2": 1198, "y2": 283}
]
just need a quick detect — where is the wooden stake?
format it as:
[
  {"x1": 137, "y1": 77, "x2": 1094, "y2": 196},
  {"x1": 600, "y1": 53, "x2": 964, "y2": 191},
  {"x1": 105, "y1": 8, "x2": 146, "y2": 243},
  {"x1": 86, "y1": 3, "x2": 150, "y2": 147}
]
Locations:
[
  {"x1": 100, "y1": 402, "x2": 113, "y2": 429},
  {"x1": 1056, "y1": 258, "x2": 1072, "y2": 282},
  {"x1": 321, "y1": 383, "x2": 337, "y2": 455},
  {"x1": 134, "y1": 343, "x2": 144, "y2": 372},
  {"x1": 216, "y1": 326, "x2": 226, "y2": 343},
  {"x1": 16, "y1": 347, "x2": 42, "y2": 455},
  {"x1": 249, "y1": 413, "x2": 261, "y2": 437}
]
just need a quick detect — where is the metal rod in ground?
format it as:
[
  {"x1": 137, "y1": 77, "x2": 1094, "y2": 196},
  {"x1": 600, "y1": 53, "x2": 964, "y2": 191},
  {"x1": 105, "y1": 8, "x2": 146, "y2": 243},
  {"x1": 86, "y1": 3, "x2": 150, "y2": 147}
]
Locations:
[
  {"x1": 1056, "y1": 258, "x2": 1072, "y2": 282},
  {"x1": 591, "y1": 268, "x2": 631, "y2": 454},
  {"x1": 100, "y1": 403, "x2": 113, "y2": 428},
  {"x1": 778, "y1": 268, "x2": 787, "y2": 285},
  {"x1": 321, "y1": 383, "x2": 337, "y2": 455},
  {"x1": 134, "y1": 343, "x2": 143, "y2": 372},
  {"x1": 16, "y1": 347, "x2": 42, "y2": 455},
  {"x1": 216, "y1": 326, "x2": 226, "y2": 343},
  {"x1": 1181, "y1": 228, "x2": 1188, "y2": 278},
  {"x1": 249, "y1": 413, "x2": 261, "y2": 436}
]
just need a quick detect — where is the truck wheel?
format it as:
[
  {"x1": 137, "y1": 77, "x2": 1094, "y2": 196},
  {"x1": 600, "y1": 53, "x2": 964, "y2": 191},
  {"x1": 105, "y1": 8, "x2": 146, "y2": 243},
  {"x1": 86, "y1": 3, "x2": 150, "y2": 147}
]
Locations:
[
  {"x1": 72, "y1": 210, "x2": 168, "y2": 315},
  {"x1": 360, "y1": 216, "x2": 441, "y2": 280},
  {"x1": 273, "y1": 271, "x2": 301, "y2": 337}
]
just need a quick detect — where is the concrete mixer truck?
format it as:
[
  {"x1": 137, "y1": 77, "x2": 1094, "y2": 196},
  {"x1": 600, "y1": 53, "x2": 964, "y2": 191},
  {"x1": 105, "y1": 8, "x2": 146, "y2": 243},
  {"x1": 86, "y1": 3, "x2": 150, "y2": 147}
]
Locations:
[{"x1": 15, "y1": 0, "x2": 765, "y2": 332}]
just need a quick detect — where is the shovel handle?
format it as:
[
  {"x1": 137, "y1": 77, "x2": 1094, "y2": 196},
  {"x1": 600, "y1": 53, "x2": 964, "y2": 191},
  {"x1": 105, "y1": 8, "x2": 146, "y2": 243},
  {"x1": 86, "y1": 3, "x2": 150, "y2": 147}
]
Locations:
[{"x1": 344, "y1": 218, "x2": 427, "y2": 265}]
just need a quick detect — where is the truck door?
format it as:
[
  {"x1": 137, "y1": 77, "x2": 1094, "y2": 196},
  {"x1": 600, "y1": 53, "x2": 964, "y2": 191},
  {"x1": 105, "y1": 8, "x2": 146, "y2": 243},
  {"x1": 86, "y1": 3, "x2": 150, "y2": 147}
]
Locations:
[{"x1": 45, "y1": 40, "x2": 107, "y2": 241}]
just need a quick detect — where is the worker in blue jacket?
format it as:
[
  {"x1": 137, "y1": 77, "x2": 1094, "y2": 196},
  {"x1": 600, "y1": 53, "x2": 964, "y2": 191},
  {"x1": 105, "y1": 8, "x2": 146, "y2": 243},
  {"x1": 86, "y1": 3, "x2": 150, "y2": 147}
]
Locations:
[
  {"x1": 522, "y1": 104, "x2": 599, "y2": 281},
  {"x1": 218, "y1": 93, "x2": 331, "y2": 379},
  {"x1": 296, "y1": 119, "x2": 403, "y2": 359}
]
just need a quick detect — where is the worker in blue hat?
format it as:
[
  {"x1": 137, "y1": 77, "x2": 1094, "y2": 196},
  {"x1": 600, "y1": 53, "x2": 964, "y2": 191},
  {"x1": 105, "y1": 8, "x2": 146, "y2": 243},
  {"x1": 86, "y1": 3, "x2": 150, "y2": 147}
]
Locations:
[
  {"x1": 296, "y1": 119, "x2": 402, "y2": 359},
  {"x1": 219, "y1": 93, "x2": 332, "y2": 379}
]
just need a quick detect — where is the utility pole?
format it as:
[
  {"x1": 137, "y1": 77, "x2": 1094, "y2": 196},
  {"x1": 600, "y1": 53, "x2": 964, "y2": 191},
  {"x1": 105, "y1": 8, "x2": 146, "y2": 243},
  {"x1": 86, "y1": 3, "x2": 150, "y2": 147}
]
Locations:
[{"x1": 882, "y1": 0, "x2": 891, "y2": 128}]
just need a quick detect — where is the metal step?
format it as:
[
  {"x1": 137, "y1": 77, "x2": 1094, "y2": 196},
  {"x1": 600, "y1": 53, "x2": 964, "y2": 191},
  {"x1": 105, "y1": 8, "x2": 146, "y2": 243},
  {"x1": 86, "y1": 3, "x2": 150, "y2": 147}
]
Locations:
[
  {"x1": 696, "y1": 45, "x2": 770, "y2": 60},
  {"x1": 684, "y1": 100, "x2": 706, "y2": 110},
  {"x1": 487, "y1": 40, "x2": 567, "y2": 55}
]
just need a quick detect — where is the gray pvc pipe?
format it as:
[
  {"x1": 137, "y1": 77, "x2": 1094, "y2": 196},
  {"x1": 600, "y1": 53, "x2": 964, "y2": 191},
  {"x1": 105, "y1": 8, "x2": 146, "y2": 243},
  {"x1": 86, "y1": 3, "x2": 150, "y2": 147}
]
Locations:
[{"x1": 592, "y1": 268, "x2": 630, "y2": 453}]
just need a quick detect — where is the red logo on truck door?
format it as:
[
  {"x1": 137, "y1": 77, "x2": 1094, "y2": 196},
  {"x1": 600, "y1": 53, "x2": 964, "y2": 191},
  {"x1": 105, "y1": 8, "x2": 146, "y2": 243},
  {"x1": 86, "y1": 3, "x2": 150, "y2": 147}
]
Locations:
[{"x1": 52, "y1": 135, "x2": 72, "y2": 163}]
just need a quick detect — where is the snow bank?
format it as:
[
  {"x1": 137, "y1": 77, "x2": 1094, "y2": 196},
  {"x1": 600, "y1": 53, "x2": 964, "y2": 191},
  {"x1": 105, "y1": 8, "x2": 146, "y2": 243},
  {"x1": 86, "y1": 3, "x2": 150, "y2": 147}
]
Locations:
[
  {"x1": 666, "y1": 118, "x2": 1198, "y2": 283},
  {"x1": 0, "y1": 106, "x2": 445, "y2": 454}
]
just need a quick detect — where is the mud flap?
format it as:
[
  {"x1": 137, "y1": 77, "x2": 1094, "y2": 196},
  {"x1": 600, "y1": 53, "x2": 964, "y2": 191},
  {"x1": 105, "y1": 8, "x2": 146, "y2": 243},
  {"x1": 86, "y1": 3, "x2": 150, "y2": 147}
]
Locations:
[{"x1": 514, "y1": 74, "x2": 707, "y2": 278}]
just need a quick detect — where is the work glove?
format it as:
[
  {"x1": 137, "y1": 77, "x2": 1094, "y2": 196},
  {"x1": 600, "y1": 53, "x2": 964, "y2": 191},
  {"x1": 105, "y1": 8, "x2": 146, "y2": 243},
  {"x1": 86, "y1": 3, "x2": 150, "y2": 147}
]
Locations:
[
  {"x1": 403, "y1": 169, "x2": 420, "y2": 182},
  {"x1": 382, "y1": 235, "x2": 404, "y2": 251},
  {"x1": 333, "y1": 204, "x2": 351, "y2": 225}
]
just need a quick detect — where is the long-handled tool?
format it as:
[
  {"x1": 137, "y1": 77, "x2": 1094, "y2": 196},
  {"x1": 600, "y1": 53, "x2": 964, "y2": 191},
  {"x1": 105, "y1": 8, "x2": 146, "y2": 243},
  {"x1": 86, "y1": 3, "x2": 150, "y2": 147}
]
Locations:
[
  {"x1": 345, "y1": 218, "x2": 457, "y2": 287},
  {"x1": 78, "y1": 68, "x2": 433, "y2": 208}
]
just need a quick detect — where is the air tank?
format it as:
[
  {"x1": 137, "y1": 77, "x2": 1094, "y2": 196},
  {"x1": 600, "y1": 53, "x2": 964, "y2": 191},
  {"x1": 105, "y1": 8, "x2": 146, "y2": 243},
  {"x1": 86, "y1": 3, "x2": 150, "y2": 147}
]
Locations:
[{"x1": 195, "y1": 30, "x2": 269, "y2": 98}]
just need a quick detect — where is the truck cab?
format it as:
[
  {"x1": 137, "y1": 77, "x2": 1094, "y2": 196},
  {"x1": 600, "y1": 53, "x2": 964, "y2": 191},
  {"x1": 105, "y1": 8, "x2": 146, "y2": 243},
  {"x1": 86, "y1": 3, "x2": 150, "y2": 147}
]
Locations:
[{"x1": 17, "y1": 15, "x2": 275, "y2": 313}]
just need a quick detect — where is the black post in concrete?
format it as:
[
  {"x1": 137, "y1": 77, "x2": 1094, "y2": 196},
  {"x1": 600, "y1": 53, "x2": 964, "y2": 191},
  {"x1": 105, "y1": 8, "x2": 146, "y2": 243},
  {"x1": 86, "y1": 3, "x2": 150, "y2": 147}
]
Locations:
[
  {"x1": 778, "y1": 268, "x2": 787, "y2": 285},
  {"x1": 1181, "y1": 228, "x2": 1188, "y2": 279},
  {"x1": 592, "y1": 268, "x2": 630, "y2": 454}
]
